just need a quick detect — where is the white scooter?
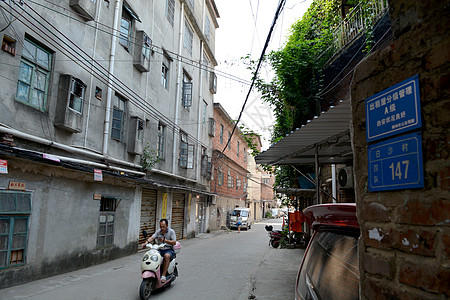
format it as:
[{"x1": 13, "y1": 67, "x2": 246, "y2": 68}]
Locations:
[{"x1": 139, "y1": 230, "x2": 181, "y2": 300}]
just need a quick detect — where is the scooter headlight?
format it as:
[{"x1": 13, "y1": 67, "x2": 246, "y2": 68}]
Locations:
[
  {"x1": 143, "y1": 254, "x2": 149, "y2": 261},
  {"x1": 150, "y1": 255, "x2": 159, "y2": 262}
]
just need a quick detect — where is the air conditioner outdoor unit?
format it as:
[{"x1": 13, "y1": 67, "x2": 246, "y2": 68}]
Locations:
[
  {"x1": 133, "y1": 31, "x2": 151, "y2": 72},
  {"x1": 208, "y1": 118, "x2": 215, "y2": 136},
  {"x1": 209, "y1": 71, "x2": 217, "y2": 94},
  {"x1": 338, "y1": 166, "x2": 354, "y2": 189}
]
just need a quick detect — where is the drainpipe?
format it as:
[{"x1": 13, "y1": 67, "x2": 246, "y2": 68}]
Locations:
[
  {"x1": 84, "y1": 0, "x2": 102, "y2": 147},
  {"x1": 0, "y1": 125, "x2": 144, "y2": 174},
  {"x1": 332, "y1": 164, "x2": 337, "y2": 203},
  {"x1": 315, "y1": 143, "x2": 320, "y2": 205},
  {"x1": 103, "y1": 0, "x2": 121, "y2": 155},
  {"x1": 172, "y1": 2, "x2": 185, "y2": 173},
  {"x1": 196, "y1": 1, "x2": 206, "y2": 181}
]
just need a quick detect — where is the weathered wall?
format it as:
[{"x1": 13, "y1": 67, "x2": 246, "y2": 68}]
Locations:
[
  {"x1": 351, "y1": 0, "x2": 450, "y2": 298},
  {"x1": 0, "y1": 157, "x2": 138, "y2": 289}
]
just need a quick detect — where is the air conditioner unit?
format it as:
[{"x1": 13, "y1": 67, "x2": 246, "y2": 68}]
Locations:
[
  {"x1": 133, "y1": 31, "x2": 151, "y2": 72},
  {"x1": 338, "y1": 166, "x2": 353, "y2": 189},
  {"x1": 127, "y1": 117, "x2": 144, "y2": 155},
  {"x1": 208, "y1": 118, "x2": 215, "y2": 136},
  {"x1": 54, "y1": 74, "x2": 84, "y2": 133}
]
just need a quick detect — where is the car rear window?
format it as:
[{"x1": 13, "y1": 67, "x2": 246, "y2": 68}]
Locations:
[{"x1": 297, "y1": 230, "x2": 359, "y2": 300}]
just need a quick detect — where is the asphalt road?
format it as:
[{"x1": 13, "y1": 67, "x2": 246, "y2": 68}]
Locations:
[{"x1": 0, "y1": 218, "x2": 304, "y2": 300}]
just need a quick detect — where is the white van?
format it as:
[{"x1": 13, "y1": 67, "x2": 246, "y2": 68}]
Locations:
[{"x1": 230, "y1": 207, "x2": 253, "y2": 230}]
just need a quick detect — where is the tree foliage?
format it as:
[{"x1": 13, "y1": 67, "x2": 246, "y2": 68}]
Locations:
[{"x1": 246, "y1": 0, "x2": 341, "y2": 192}]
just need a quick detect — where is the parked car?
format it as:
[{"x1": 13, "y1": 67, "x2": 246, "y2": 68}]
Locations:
[{"x1": 295, "y1": 203, "x2": 360, "y2": 300}]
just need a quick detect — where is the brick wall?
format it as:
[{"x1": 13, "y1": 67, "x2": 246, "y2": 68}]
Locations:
[
  {"x1": 210, "y1": 104, "x2": 249, "y2": 202},
  {"x1": 351, "y1": 0, "x2": 450, "y2": 298}
]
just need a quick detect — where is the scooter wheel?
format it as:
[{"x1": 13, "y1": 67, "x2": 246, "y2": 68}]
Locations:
[
  {"x1": 139, "y1": 278, "x2": 154, "y2": 300},
  {"x1": 270, "y1": 240, "x2": 280, "y2": 248}
]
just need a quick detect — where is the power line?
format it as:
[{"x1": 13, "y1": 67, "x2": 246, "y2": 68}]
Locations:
[{"x1": 222, "y1": 0, "x2": 287, "y2": 153}]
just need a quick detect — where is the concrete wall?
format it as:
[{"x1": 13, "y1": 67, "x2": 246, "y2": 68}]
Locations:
[
  {"x1": 0, "y1": 158, "x2": 138, "y2": 288},
  {"x1": 351, "y1": 0, "x2": 450, "y2": 298},
  {"x1": 0, "y1": 0, "x2": 217, "y2": 288}
]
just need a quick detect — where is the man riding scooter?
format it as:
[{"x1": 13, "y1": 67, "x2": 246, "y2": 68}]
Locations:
[{"x1": 142, "y1": 219, "x2": 176, "y2": 282}]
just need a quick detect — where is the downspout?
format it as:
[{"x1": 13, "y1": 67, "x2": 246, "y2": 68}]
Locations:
[
  {"x1": 172, "y1": 2, "x2": 185, "y2": 173},
  {"x1": 84, "y1": 0, "x2": 102, "y2": 147},
  {"x1": 331, "y1": 164, "x2": 337, "y2": 203},
  {"x1": 103, "y1": 0, "x2": 121, "y2": 155},
  {"x1": 315, "y1": 143, "x2": 320, "y2": 205},
  {"x1": 196, "y1": 1, "x2": 207, "y2": 181}
]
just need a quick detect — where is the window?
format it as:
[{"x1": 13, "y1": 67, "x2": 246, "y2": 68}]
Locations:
[
  {"x1": 184, "y1": 19, "x2": 193, "y2": 55},
  {"x1": 205, "y1": 15, "x2": 210, "y2": 40},
  {"x1": 262, "y1": 178, "x2": 270, "y2": 185},
  {"x1": 227, "y1": 170, "x2": 234, "y2": 188},
  {"x1": 202, "y1": 52, "x2": 209, "y2": 79},
  {"x1": 228, "y1": 132, "x2": 231, "y2": 150},
  {"x1": 2, "y1": 35, "x2": 16, "y2": 56},
  {"x1": 0, "y1": 191, "x2": 32, "y2": 269},
  {"x1": 165, "y1": 0, "x2": 175, "y2": 27},
  {"x1": 218, "y1": 166, "x2": 223, "y2": 185},
  {"x1": 243, "y1": 179, "x2": 247, "y2": 193},
  {"x1": 236, "y1": 175, "x2": 241, "y2": 190},
  {"x1": 237, "y1": 141, "x2": 240, "y2": 157},
  {"x1": 182, "y1": 72, "x2": 192, "y2": 108},
  {"x1": 244, "y1": 147, "x2": 247, "y2": 162},
  {"x1": 119, "y1": 6, "x2": 132, "y2": 50},
  {"x1": 201, "y1": 147, "x2": 209, "y2": 176},
  {"x1": 220, "y1": 125, "x2": 224, "y2": 144},
  {"x1": 179, "y1": 131, "x2": 194, "y2": 168},
  {"x1": 157, "y1": 123, "x2": 165, "y2": 160},
  {"x1": 161, "y1": 63, "x2": 169, "y2": 89},
  {"x1": 95, "y1": 86, "x2": 102, "y2": 100},
  {"x1": 202, "y1": 101, "x2": 207, "y2": 125},
  {"x1": 69, "y1": 77, "x2": 85, "y2": 113},
  {"x1": 16, "y1": 38, "x2": 52, "y2": 112},
  {"x1": 97, "y1": 197, "x2": 116, "y2": 247},
  {"x1": 111, "y1": 95, "x2": 126, "y2": 141},
  {"x1": 136, "y1": 119, "x2": 144, "y2": 142}
]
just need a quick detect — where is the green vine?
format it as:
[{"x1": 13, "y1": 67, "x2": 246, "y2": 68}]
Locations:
[{"x1": 140, "y1": 144, "x2": 160, "y2": 172}]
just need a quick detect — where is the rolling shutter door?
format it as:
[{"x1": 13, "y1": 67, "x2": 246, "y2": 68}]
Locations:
[
  {"x1": 171, "y1": 193, "x2": 185, "y2": 239},
  {"x1": 140, "y1": 189, "x2": 157, "y2": 244}
]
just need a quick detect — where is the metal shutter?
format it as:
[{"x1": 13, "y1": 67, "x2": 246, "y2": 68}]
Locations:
[
  {"x1": 140, "y1": 189, "x2": 157, "y2": 244},
  {"x1": 171, "y1": 193, "x2": 185, "y2": 239}
]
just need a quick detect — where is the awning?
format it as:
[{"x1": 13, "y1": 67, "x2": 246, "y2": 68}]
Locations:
[{"x1": 255, "y1": 100, "x2": 352, "y2": 166}]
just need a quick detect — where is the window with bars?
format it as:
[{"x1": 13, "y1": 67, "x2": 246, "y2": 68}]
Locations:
[
  {"x1": 165, "y1": 0, "x2": 175, "y2": 27},
  {"x1": 178, "y1": 131, "x2": 194, "y2": 168},
  {"x1": 0, "y1": 191, "x2": 32, "y2": 269},
  {"x1": 182, "y1": 72, "x2": 192, "y2": 108},
  {"x1": 16, "y1": 38, "x2": 52, "y2": 112},
  {"x1": 119, "y1": 6, "x2": 132, "y2": 51},
  {"x1": 157, "y1": 123, "x2": 166, "y2": 160},
  {"x1": 97, "y1": 197, "x2": 116, "y2": 247},
  {"x1": 205, "y1": 15, "x2": 210, "y2": 40},
  {"x1": 184, "y1": 19, "x2": 193, "y2": 55},
  {"x1": 111, "y1": 95, "x2": 126, "y2": 142},
  {"x1": 202, "y1": 101, "x2": 207, "y2": 125},
  {"x1": 218, "y1": 166, "x2": 223, "y2": 185},
  {"x1": 227, "y1": 170, "x2": 233, "y2": 188}
]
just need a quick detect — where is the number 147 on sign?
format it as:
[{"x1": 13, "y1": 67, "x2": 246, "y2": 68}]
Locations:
[{"x1": 368, "y1": 132, "x2": 424, "y2": 192}]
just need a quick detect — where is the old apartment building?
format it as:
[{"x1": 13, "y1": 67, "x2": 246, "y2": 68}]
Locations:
[{"x1": 0, "y1": 0, "x2": 219, "y2": 288}]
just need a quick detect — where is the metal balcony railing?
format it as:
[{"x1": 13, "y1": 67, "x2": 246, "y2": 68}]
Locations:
[{"x1": 332, "y1": 0, "x2": 388, "y2": 53}]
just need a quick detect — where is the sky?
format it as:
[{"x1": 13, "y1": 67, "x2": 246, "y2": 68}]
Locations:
[{"x1": 213, "y1": 0, "x2": 313, "y2": 150}]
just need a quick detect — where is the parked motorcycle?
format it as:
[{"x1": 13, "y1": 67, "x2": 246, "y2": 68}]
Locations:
[
  {"x1": 265, "y1": 225, "x2": 310, "y2": 248},
  {"x1": 139, "y1": 230, "x2": 181, "y2": 300}
]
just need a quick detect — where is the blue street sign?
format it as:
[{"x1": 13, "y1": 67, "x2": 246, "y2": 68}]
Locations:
[
  {"x1": 366, "y1": 75, "x2": 421, "y2": 142},
  {"x1": 368, "y1": 132, "x2": 424, "y2": 192}
]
